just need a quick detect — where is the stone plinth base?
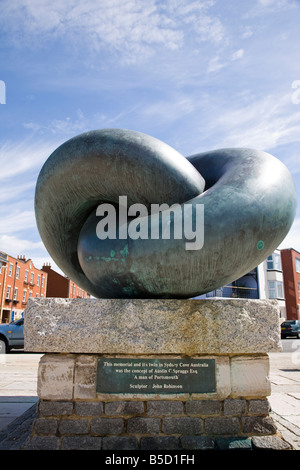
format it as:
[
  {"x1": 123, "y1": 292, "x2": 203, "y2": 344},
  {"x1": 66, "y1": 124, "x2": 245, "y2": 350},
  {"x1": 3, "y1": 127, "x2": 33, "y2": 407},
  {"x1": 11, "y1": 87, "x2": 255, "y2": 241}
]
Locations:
[{"x1": 23, "y1": 298, "x2": 292, "y2": 450}]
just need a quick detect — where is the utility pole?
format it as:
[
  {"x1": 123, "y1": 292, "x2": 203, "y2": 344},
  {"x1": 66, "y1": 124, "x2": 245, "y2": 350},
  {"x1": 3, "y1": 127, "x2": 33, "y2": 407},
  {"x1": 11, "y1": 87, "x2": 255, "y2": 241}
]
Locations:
[
  {"x1": 0, "y1": 254, "x2": 8, "y2": 323},
  {"x1": 10, "y1": 261, "x2": 18, "y2": 322}
]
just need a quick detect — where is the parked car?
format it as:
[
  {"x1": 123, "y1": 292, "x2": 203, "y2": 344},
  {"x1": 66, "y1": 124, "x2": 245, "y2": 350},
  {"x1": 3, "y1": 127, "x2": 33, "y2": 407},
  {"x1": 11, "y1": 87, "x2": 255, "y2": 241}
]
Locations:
[
  {"x1": 281, "y1": 320, "x2": 300, "y2": 339},
  {"x1": 0, "y1": 317, "x2": 24, "y2": 353}
]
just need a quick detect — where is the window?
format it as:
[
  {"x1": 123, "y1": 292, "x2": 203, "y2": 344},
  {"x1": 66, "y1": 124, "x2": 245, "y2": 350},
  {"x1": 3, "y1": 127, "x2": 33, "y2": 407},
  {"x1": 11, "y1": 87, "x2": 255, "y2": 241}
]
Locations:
[
  {"x1": 296, "y1": 258, "x2": 300, "y2": 273},
  {"x1": 6, "y1": 286, "x2": 11, "y2": 299},
  {"x1": 24, "y1": 270, "x2": 28, "y2": 282},
  {"x1": 298, "y1": 282, "x2": 300, "y2": 299},
  {"x1": 30, "y1": 273, "x2": 34, "y2": 284},
  {"x1": 16, "y1": 266, "x2": 20, "y2": 279},
  {"x1": 23, "y1": 290, "x2": 26, "y2": 302},
  {"x1": 277, "y1": 282, "x2": 284, "y2": 299},
  {"x1": 41, "y1": 277, "x2": 44, "y2": 288},
  {"x1": 13, "y1": 288, "x2": 18, "y2": 301},
  {"x1": 8, "y1": 263, "x2": 13, "y2": 277},
  {"x1": 37, "y1": 275, "x2": 40, "y2": 286},
  {"x1": 269, "y1": 281, "x2": 284, "y2": 299},
  {"x1": 267, "y1": 253, "x2": 282, "y2": 271}
]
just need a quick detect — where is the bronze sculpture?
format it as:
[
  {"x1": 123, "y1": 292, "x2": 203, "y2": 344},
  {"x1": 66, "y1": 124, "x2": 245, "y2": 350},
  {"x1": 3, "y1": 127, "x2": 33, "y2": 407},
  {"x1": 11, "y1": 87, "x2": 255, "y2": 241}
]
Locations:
[{"x1": 35, "y1": 129, "x2": 297, "y2": 298}]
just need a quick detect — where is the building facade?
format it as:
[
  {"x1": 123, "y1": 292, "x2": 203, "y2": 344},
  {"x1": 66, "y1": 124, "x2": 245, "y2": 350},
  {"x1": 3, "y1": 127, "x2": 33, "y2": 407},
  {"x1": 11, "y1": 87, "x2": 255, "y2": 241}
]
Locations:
[
  {"x1": 281, "y1": 248, "x2": 300, "y2": 320},
  {"x1": 42, "y1": 263, "x2": 90, "y2": 299},
  {"x1": 206, "y1": 268, "x2": 259, "y2": 300},
  {"x1": 257, "y1": 249, "x2": 286, "y2": 318},
  {"x1": 202, "y1": 249, "x2": 287, "y2": 319},
  {"x1": 0, "y1": 253, "x2": 48, "y2": 323}
]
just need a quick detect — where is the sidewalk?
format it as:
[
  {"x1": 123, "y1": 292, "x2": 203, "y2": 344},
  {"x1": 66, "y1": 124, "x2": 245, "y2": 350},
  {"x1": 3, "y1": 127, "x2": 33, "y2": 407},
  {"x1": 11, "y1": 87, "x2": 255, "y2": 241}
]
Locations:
[
  {"x1": 0, "y1": 352, "x2": 40, "y2": 450},
  {"x1": 0, "y1": 350, "x2": 299, "y2": 450},
  {"x1": 268, "y1": 351, "x2": 300, "y2": 450}
]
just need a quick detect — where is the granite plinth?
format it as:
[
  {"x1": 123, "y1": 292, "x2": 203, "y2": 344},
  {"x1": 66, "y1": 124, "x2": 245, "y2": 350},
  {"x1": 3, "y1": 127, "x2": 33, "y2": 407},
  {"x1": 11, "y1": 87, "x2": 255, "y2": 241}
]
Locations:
[
  {"x1": 22, "y1": 298, "x2": 287, "y2": 450},
  {"x1": 24, "y1": 298, "x2": 281, "y2": 354}
]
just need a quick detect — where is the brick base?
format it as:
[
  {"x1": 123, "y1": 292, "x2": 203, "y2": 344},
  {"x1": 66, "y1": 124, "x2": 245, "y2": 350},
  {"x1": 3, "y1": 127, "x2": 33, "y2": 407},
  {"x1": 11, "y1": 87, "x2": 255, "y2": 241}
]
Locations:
[
  {"x1": 23, "y1": 299, "x2": 291, "y2": 450},
  {"x1": 24, "y1": 397, "x2": 292, "y2": 450},
  {"x1": 22, "y1": 353, "x2": 292, "y2": 450}
]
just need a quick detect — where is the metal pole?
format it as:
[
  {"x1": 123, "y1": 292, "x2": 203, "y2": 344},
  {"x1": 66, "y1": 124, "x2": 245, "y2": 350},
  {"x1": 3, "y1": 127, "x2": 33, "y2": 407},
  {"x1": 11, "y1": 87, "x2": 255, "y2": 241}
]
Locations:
[
  {"x1": 0, "y1": 263, "x2": 7, "y2": 323},
  {"x1": 10, "y1": 261, "x2": 17, "y2": 322}
]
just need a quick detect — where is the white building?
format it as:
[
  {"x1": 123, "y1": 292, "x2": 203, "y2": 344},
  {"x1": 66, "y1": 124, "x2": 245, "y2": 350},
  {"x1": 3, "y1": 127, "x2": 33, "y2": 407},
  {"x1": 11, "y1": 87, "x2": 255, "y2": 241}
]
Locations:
[
  {"x1": 257, "y1": 249, "x2": 286, "y2": 319},
  {"x1": 201, "y1": 249, "x2": 286, "y2": 319}
]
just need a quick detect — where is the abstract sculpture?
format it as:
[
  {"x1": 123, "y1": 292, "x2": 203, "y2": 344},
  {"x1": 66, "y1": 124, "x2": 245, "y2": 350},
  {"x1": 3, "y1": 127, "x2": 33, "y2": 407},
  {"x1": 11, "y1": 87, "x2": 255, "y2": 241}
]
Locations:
[{"x1": 35, "y1": 128, "x2": 297, "y2": 298}]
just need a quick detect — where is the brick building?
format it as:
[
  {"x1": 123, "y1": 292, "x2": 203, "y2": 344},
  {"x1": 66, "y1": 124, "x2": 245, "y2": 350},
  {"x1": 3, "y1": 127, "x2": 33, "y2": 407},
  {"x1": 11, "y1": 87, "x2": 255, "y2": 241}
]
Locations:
[
  {"x1": 281, "y1": 248, "x2": 300, "y2": 320},
  {"x1": 0, "y1": 252, "x2": 48, "y2": 323},
  {"x1": 42, "y1": 263, "x2": 90, "y2": 299}
]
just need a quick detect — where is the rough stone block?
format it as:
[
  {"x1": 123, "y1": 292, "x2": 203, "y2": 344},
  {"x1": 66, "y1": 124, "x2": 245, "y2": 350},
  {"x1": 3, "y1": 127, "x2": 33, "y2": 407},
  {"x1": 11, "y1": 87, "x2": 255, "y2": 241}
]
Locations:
[
  {"x1": 59, "y1": 418, "x2": 89, "y2": 435},
  {"x1": 61, "y1": 436, "x2": 101, "y2": 450},
  {"x1": 186, "y1": 400, "x2": 222, "y2": 416},
  {"x1": 75, "y1": 402, "x2": 103, "y2": 416},
  {"x1": 248, "y1": 399, "x2": 270, "y2": 416},
  {"x1": 39, "y1": 400, "x2": 73, "y2": 416},
  {"x1": 241, "y1": 416, "x2": 277, "y2": 435},
  {"x1": 230, "y1": 356, "x2": 271, "y2": 398},
  {"x1": 162, "y1": 417, "x2": 203, "y2": 435},
  {"x1": 127, "y1": 417, "x2": 160, "y2": 434},
  {"x1": 215, "y1": 437, "x2": 252, "y2": 450},
  {"x1": 74, "y1": 355, "x2": 97, "y2": 399},
  {"x1": 34, "y1": 418, "x2": 58, "y2": 435},
  {"x1": 146, "y1": 401, "x2": 183, "y2": 416},
  {"x1": 205, "y1": 417, "x2": 240, "y2": 435},
  {"x1": 140, "y1": 436, "x2": 180, "y2": 450},
  {"x1": 105, "y1": 401, "x2": 144, "y2": 416},
  {"x1": 24, "y1": 436, "x2": 59, "y2": 450},
  {"x1": 24, "y1": 298, "x2": 281, "y2": 354},
  {"x1": 90, "y1": 417, "x2": 124, "y2": 435},
  {"x1": 102, "y1": 436, "x2": 139, "y2": 450},
  {"x1": 252, "y1": 435, "x2": 293, "y2": 450},
  {"x1": 180, "y1": 436, "x2": 215, "y2": 450},
  {"x1": 223, "y1": 399, "x2": 247, "y2": 416},
  {"x1": 37, "y1": 354, "x2": 75, "y2": 400}
]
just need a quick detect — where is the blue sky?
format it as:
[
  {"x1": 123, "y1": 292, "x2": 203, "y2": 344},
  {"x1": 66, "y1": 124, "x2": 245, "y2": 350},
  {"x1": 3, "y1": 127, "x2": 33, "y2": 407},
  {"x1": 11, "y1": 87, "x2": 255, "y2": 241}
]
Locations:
[{"x1": 0, "y1": 0, "x2": 300, "y2": 273}]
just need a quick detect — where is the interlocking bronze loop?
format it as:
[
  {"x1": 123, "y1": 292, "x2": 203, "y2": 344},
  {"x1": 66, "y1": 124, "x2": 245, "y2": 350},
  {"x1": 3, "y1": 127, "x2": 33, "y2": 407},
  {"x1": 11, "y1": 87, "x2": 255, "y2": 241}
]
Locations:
[{"x1": 35, "y1": 129, "x2": 297, "y2": 298}]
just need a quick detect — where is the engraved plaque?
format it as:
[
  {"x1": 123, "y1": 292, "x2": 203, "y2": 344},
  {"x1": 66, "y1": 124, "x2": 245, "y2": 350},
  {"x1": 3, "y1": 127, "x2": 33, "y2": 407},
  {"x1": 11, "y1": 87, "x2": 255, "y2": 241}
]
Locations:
[{"x1": 96, "y1": 358, "x2": 216, "y2": 394}]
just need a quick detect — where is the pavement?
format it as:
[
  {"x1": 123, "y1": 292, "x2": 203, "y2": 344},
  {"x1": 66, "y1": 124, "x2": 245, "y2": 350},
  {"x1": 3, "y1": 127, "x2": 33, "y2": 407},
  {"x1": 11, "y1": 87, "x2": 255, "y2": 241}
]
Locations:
[{"x1": 0, "y1": 345, "x2": 300, "y2": 451}]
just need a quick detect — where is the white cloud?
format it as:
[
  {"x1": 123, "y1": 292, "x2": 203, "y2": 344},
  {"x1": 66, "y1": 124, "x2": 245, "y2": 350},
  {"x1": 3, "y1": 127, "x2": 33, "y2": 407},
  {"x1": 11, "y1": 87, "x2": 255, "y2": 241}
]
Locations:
[
  {"x1": 231, "y1": 49, "x2": 244, "y2": 61},
  {"x1": 207, "y1": 49, "x2": 244, "y2": 74},
  {"x1": 241, "y1": 26, "x2": 253, "y2": 39},
  {"x1": 0, "y1": 234, "x2": 44, "y2": 258},
  {"x1": 142, "y1": 95, "x2": 196, "y2": 122},
  {"x1": 0, "y1": 139, "x2": 57, "y2": 181},
  {"x1": 246, "y1": 0, "x2": 298, "y2": 17},
  {"x1": 0, "y1": 181, "x2": 35, "y2": 204},
  {"x1": 207, "y1": 56, "x2": 226, "y2": 73},
  {"x1": 0, "y1": 235, "x2": 64, "y2": 272},
  {"x1": 214, "y1": 92, "x2": 300, "y2": 150},
  {"x1": 0, "y1": 211, "x2": 36, "y2": 235},
  {"x1": 0, "y1": 0, "x2": 225, "y2": 63}
]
